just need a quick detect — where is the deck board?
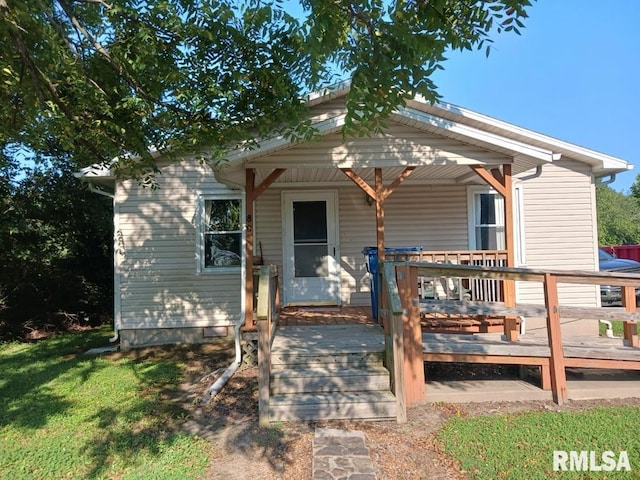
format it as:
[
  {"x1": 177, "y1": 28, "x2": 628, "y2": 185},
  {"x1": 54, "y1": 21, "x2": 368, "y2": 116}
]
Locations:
[
  {"x1": 422, "y1": 333, "x2": 640, "y2": 363},
  {"x1": 272, "y1": 324, "x2": 386, "y2": 355}
]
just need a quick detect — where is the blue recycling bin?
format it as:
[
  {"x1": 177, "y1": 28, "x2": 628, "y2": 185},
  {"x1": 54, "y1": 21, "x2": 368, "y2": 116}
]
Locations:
[{"x1": 362, "y1": 246, "x2": 423, "y2": 319}]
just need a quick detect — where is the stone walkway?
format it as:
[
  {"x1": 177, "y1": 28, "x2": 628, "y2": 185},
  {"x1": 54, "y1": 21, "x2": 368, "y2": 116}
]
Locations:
[{"x1": 312, "y1": 428, "x2": 376, "y2": 480}]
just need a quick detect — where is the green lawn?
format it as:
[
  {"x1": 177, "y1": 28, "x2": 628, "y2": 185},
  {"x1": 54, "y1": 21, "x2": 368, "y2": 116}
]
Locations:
[
  {"x1": 437, "y1": 406, "x2": 640, "y2": 479},
  {"x1": 0, "y1": 329, "x2": 211, "y2": 479}
]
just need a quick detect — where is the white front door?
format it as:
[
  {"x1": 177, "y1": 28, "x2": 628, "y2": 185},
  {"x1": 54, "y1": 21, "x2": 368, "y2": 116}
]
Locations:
[{"x1": 282, "y1": 191, "x2": 340, "y2": 305}]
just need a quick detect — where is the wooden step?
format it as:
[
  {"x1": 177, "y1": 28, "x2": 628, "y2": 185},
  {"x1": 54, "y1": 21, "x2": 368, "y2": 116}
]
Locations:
[
  {"x1": 270, "y1": 350, "x2": 384, "y2": 369},
  {"x1": 270, "y1": 365, "x2": 390, "y2": 394},
  {"x1": 269, "y1": 391, "x2": 397, "y2": 421}
]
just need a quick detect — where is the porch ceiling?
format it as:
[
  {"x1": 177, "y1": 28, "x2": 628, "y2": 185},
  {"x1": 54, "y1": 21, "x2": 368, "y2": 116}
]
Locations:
[
  {"x1": 252, "y1": 162, "x2": 540, "y2": 186},
  {"x1": 216, "y1": 111, "x2": 553, "y2": 189}
]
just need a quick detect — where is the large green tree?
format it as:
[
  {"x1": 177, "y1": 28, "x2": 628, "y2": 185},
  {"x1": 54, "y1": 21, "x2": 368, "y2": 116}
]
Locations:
[
  {"x1": 0, "y1": 162, "x2": 113, "y2": 339},
  {"x1": 1, "y1": 0, "x2": 533, "y2": 178},
  {"x1": 596, "y1": 185, "x2": 640, "y2": 246},
  {"x1": 1, "y1": 0, "x2": 534, "y2": 338}
]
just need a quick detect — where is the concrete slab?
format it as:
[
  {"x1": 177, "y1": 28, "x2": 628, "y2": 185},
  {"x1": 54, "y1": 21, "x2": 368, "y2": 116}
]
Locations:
[
  {"x1": 566, "y1": 369, "x2": 640, "y2": 401},
  {"x1": 84, "y1": 346, "x2": 119, "y2": 355},
  {"x1": 427, "y1": 379, "x2": 552, "y2": 403},
  {"x1": 426, "y1": 369, "x2": 640, "y2": 403}
]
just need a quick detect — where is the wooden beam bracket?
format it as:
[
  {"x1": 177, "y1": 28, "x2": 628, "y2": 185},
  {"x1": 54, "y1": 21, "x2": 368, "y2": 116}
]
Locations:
[
  {"x1": 340, "y1": 168, "x2": 376, "y2": 200},
  {"x1": 469, "y1": 165, "x2": 507, "y2": 197},
  {"x1": 253, "y1": 168, "x2": 286, "y2": 201}
]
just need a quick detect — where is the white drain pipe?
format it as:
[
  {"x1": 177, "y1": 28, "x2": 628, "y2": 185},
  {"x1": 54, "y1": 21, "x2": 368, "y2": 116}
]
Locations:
[
  {"x1": 599, "y1": 319, "x2": 614, "y2": 338},
  {"x1": 206, "y1": 318, "x2": 244, "y2": 397},
  {"x1": 205, "y1": 250, "x2": 248, "y2": 399}
]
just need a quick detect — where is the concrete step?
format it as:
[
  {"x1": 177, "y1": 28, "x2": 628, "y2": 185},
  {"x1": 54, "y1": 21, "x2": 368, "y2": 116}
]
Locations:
[
  {"x1": 269, "y1": 391, "x2": 397, "y2": 421},
  {"x1": 270, "y1": 351, "x2": 385, "y2": 369},
  {"x1": 270, "y1": 365, "x2": 390, "y2": 394}
]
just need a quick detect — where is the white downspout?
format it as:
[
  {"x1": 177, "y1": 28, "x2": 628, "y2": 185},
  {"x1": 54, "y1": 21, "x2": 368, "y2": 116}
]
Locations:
[
  {"x1": 599, "y1": 319, "x2": 614, "y2": 338},
  {"x1": 87, "y1": 183, "x2": 120, "y2": 343},
  {"x1": 206, "y1": 318, "x2": 244, "y2": 397},
  {"x1": 206, "y1": 196, "x2": 248, "y2": 398}
]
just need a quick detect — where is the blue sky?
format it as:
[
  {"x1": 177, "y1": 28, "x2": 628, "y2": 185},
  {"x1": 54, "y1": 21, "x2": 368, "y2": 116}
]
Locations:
[{"x1": 430, "y1": 0, "x2": 639, "y2": 193}]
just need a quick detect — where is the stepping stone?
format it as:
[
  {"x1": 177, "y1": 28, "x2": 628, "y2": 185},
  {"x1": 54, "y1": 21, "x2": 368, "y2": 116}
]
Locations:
[{"x1": 313, "y1": 428, "x2": 376, "y2": 480}]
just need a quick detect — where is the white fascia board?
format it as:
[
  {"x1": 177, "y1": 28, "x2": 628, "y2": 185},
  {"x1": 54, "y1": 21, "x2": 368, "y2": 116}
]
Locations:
[
  {"x1": 75, "y1": 146, "x2": 166, "y2": 180},
  {"x1": 414, "y1": 98, "x2": 629, "y2": 170},
  {"x1": 304, "y1": 79, "x2": 352, "y2": 106},
  {"x1": 74, "y1": 163, "x2": 115, "y2": 179},
  {"x1": 396, "y1": 107, "x2": 556, "y2": 163}
]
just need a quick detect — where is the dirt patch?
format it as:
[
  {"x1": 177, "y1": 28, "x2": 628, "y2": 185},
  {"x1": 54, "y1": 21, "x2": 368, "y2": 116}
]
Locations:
[{"x1": 113, "y1": 342, "x2": 640, "y2": 479}]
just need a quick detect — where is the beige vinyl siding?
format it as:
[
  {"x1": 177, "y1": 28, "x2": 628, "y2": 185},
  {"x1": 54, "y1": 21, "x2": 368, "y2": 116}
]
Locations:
[
  {"x1": 248, "y1": 123, "x2": 508, "y2": 169},
  {"x1": 516, "y1": 159, "x2": 599, "y2": 306},
  {"x1": 116, "y1": 161, "x2": 243, "y2": 330},
  {"x1": 336, "y1": 187, "x2": 376, "y2": 305},
  {"x1": 307, "y1": 97, "x2": 348, "y2": 123},
  {"x1": 254, "y1": 189, "x2": 283, "y2": 268},
  {"x1": 254, "y1": 183, "x2": 468, "y2": 306}
]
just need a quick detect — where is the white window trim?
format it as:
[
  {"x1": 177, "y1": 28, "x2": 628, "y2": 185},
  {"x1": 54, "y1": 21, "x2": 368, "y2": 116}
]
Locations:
[
  {"x1": 195, "y1": 191, "x2": 245, "y2": 274},
  {"x1": 467, "y1": 185, "x2": 526, "y2": 266}
]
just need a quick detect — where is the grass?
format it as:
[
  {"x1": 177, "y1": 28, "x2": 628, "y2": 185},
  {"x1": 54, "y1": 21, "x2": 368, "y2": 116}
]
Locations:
[
  {"x1": 0, "y1": 328, "x2": 212, "y2": 479},
  {"x1": 437, "y1": 406, "x2": 640, "y2": 479}
]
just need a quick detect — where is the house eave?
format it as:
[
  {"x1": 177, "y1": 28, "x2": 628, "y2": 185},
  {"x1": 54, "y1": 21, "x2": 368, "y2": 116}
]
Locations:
[
  {"x1": 408, "y1": 98, "x2": 632, "y2": 176},
  {"x1": 214, "y1": 104, "x2": 556, "y2": 189}
]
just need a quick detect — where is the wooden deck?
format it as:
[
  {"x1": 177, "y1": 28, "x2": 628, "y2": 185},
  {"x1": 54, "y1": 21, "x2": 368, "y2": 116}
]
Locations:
[
  {"x1": 272, "y1": 323, "x2": 386, "y2": 356},
  {"x1": 422, "y1": 332, "x2": 640, "y2": 392},
  {"x1": 277, "y1": 305, "x2": 508, "y2": 333},
  {"x1": 258, "y1": 305, "x2": 639, "y2": 423},
  {"x1": 255, "y1": 263, "x2": 640, "y2": 423},
  {"x1": 277, "y1": 306, "x2": 375, "y2": 326}
]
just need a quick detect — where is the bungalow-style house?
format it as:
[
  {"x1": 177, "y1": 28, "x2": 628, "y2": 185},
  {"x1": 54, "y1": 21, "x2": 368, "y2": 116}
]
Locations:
[{"x1": 78, "y1": 82, "x2": 631, "y2": 349}]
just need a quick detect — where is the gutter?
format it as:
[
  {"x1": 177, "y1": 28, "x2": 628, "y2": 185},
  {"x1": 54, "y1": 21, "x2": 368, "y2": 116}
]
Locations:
[{"x1": 596, "y1": 173, "x2": 617, "y2": 186}]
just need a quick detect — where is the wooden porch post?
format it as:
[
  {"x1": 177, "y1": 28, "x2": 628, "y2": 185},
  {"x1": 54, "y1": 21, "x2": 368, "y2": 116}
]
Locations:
[
  {"x1": 501, "y1": 165, "x2": 518, "y2": 338},
  {"x1": 543, "y1": 273, "x2": 567, "y2": 405},
  {"x1": 470, "y1": 163, "x2": 518, "y2": 339},
  {"x1": 245, "y1": 168, "x2": 255, "y2": 329},
  {"x1": 375, "y1": 168, "x2": 385, "y2": 263},
  {"x1": 396, "y1": 264, "x2": 425, "y2": 405},
  {"x1": 244, "y1": 167, "x2": 286, "y2": 330},
  {"x1": 339, "y1": 166, "x2": 416, "y2": 320},
  {"x1": 622, "y1": 286, "x2": 639, "y2": 347}
]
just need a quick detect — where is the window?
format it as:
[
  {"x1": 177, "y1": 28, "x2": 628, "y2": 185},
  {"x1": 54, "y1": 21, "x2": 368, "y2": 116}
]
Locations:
[
  {"x1": 471, "y1": 189, "x2": 505, "y2": 250},
  {"x1": 467, "y1": 185, "x2": 526, "y2": 265},
  {"x1": 197, "y1": 194, "x2": 243, "y2": 272}
]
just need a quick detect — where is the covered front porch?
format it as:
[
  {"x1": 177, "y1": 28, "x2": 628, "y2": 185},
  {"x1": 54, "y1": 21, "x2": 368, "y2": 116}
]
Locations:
[
  {"x1": 214, "y1": 98, "x2": 559, "y2": 327},
  {"x1": 240, "y1": 161, "x2": 524, "y2": 332}
]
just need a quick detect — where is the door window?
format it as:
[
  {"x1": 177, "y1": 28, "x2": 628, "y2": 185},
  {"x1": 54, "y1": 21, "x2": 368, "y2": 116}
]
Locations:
[{"x1": 293, "y1": 200, "x2": 329, "y2": 277}]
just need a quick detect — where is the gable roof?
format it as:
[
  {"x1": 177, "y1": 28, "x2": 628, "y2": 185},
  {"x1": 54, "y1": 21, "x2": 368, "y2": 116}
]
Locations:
[
  {"x1": 77, "y1": 80, "x2": 632, "y2": 186},
  {"x1": 408, "y1": 98, "x2": 630, "y2": 176}
]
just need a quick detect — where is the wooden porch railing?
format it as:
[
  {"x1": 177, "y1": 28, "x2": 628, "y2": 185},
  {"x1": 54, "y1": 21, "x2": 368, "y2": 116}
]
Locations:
[
  {"x1": 380, "y1": 261, "x2": 640, "y2": 420},
  {"x1": 383, "y1": 250, "x2": 508, "y2": 302},
  {"x1": 256, "y1": 265, "x2": 281, "y2": 426}
]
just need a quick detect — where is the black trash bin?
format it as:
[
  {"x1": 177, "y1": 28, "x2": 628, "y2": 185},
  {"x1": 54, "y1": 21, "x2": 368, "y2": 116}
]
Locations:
[{"x1": 362, "y1": 246, "x2": 423, "y2": 319}]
